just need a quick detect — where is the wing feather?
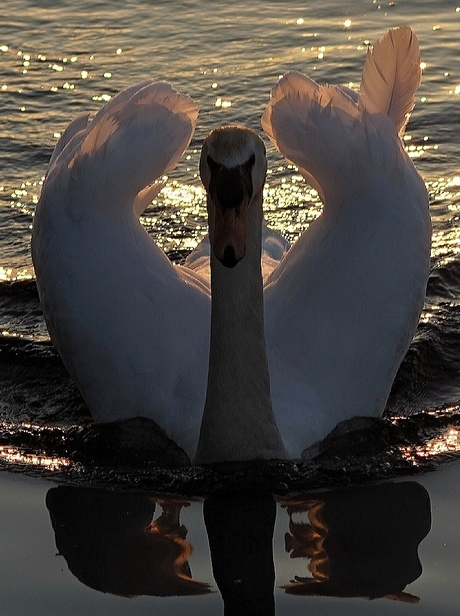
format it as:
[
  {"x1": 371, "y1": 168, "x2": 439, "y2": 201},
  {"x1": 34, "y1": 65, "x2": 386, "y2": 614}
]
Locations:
[
  {"x1": 262, "y1": 71, "x2": 363, "y2": 204},
  {"x1": 44, "y1": 81, "x2": 198, "y2": 219},
  {"x1": 359, "y1": 26, "x2": 421, "y2": 136},
  {"x1": 32, "y1": 82, "x2": 207, "y2": 459}
]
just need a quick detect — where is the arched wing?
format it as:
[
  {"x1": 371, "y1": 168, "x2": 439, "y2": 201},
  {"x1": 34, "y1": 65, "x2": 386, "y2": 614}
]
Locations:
[
  {"x1": 44, "y1": 81, "x2": 199, "y2": 217},
  {"x1": 261, "y1": 29, "x2": 430, "y2": 457},
  {"x1": 33, "y1": 82, "x2": 209, "y2": 459},
  {"x1": 262, "y1": 71, "x2": 362, "y2": 205}
]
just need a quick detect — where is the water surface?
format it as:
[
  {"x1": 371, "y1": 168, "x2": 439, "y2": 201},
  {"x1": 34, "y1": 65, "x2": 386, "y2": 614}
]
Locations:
[{"x1": 1, "y1": 464, "x2": 460, "y2": 615}]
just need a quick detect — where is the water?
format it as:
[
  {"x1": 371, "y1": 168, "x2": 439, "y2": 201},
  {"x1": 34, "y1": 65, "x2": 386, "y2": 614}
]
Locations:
[
  {"x1": 1, "y1": 0, "x2": 460, "y2": 613},
  {"x1": 1, "y1": 466, "x2": 460, "y2": 615}
]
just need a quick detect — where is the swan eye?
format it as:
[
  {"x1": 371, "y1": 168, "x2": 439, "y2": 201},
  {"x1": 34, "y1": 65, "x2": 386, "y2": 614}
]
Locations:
[{"x1": 242, "y1": 153, "x2": 255, "y2": 201}]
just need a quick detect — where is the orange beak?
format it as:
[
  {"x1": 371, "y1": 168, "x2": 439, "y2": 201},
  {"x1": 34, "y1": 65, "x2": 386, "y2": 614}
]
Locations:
[
  {"x1": 212, "y1": 197, "x2": 249, "y2": 267},
  {"x1": 207, "y1": 158, "x2": 253, "y2": 268}
]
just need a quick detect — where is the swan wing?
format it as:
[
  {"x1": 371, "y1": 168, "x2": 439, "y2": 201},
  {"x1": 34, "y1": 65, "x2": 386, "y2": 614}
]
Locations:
[
  {"x1": 359, "y1": 26, "x2": 421, "y2": 136},
  {"x1": 261, "y1": 31, "x2": 431, "y2": 457},
  {"x1": 32, "y1": 82, "x2": 209, "y2": 459},
  {"x1": 46, "y1": 112, "x2": 91, "y2": 174},
  {"x1": 261, "y1": 71, "x2": 328, "y2": 202}
]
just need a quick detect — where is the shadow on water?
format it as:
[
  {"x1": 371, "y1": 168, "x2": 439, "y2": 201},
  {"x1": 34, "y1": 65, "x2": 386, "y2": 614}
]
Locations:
[{"x1": 45, "y1": 481, "x2": 431, "y2": 613}]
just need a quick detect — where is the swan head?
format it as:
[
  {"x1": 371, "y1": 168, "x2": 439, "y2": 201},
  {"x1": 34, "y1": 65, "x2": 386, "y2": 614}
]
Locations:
[{"x1": 200, "y1": 126, "x2": 267, "y2": 268}]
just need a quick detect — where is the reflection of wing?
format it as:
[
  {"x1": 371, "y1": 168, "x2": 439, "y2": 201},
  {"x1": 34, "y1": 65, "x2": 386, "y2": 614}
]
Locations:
[
  {"x1": 46, "y1": 486, "x2": 212, "y2": 596},
  {"x1": 281, "y1": 481, "x2": 431, "y2": 599},
  {"x1": 32, "y1": 82, "x2": 210, "y2": 459},
  {"x1": 262, "y1": 28, "x2": 431, "y2": 457}
]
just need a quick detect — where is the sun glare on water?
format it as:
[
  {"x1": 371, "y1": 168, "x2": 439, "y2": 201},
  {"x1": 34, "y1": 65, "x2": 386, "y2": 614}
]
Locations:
[{"x1": 0, "y1": 445, "x2": 70, "y2": 471}]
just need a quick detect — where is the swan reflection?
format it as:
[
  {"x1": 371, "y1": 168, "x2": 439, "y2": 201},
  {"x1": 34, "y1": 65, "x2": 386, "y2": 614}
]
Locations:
[
  {"x1": 46, "y1": 480, "x2": 431, "y2": 610},
  {"x1": 281, "y1": 482, "x2": 431, "y2": 602},
  {"x1": 45, "y1": 487, "x2": 211, "y2": 597}
]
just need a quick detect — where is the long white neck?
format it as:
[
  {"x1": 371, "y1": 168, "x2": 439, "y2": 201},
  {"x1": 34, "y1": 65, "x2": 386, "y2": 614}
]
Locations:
[{"x1": 195, "y1": 191, "x2": 286, "y2": 463}]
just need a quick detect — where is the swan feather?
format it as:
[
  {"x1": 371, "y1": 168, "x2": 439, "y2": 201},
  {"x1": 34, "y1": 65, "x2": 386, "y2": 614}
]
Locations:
[
  {"x1": 359, "y1": 26, "x2": 421, "y2": 136},
  {"x1": 261, "y1": 27, "x2": 431, "y2": 457},
  {"x1": 32, "y1": 81, "x2": 209, "y2": 460}
]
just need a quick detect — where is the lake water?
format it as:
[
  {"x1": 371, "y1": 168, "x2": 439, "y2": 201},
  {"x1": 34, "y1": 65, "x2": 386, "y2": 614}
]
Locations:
[
  {"x1": 1, "y1": 0, "x2": 460, "y2": 614},
  {"x1": 1, "y1": 464, "x2": 460, "y2": 615}
]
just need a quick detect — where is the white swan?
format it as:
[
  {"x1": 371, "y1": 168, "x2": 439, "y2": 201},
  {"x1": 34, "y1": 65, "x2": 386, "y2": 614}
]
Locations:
[{"x1": 32, "y1": 27, "x2": 431, "y2": 463}]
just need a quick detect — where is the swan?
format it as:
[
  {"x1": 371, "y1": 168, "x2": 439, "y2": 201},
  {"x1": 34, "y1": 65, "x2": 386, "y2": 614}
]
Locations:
[{"x1": 31, "y1": 26, "x2": 431, "y2": 464}]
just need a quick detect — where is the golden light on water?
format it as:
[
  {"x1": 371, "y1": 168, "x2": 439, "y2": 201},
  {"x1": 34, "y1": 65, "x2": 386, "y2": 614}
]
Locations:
[
  {"x1": 400, "y1": 426, "x2": 460, "y2": 462},
  {"x1": 92, "y1": 93, "x2": 111, "y2": 102},
  {"x1": 140, "y1": 180, "x2": 206, "y2": 253},
  {"x1": 419, "y1": 309, "x2": 436, "y2": 325},
  {"x1": 214, "y1": 97, "x2": 232, "y2": 108},
  {"x1": 403, "y1": 134, "x2": 438, "y2": 160},
  {"x1": 0, "y1": 445, "x2": 70, "y2": 470},
  {"x1": 428, "y1": 176, "x2": 460, "y2": 259},
  {"x1": 263, "y1": 174, "x2": 323, "y2": 240},
  {"x1": 0, "y1": 266, "x2": 33, "y2": 281},
  {"x1": 431, "y1": 229, "x2": 460, "y2": 259}
]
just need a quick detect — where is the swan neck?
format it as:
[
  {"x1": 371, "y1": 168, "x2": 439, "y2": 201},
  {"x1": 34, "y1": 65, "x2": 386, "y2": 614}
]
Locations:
[{"x1": 195, "y1": 193, "x2": 286, "y2": 463}]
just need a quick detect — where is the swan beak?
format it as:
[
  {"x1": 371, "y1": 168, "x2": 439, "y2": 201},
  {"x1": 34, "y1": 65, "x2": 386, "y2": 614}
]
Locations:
[
  {"x1": 212, "y1": 196, "x2": 249, "y2": 268},
  {"x1": 207, "y1": 158, "x2": 253, "y2": 268}
]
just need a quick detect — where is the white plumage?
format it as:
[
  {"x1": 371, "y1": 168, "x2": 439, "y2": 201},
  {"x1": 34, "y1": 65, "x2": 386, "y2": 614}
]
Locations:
[
  {"x1": 32, "y1": 27, "x2": 431, "y2": 463},
  {"x1": 261, "y1": 27, "x2": 431, "y2": 456}
]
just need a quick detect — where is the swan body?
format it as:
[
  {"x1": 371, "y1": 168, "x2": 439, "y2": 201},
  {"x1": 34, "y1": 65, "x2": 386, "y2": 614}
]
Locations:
[{"x1": 32, "y1": 27, "x2": 431, "y2": 463}]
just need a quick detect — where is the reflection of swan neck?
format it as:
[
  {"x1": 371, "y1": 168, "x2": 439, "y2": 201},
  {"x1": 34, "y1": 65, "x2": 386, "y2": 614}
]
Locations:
[
  {"x1": 196, "y1": 190, "x2": 286, "y2": 463},
  {"x1": 204, "y1": 495, "x2": 277, "y2": 616}
]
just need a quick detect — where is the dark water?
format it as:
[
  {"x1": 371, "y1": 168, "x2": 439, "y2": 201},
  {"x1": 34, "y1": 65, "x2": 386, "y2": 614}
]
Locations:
[{"x1": 5, "y1": 467, "x2": 459, "y2": 616}]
